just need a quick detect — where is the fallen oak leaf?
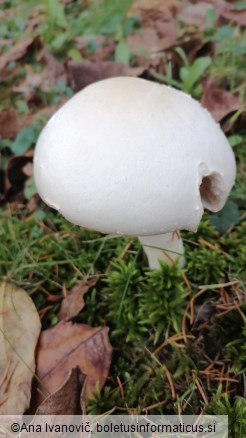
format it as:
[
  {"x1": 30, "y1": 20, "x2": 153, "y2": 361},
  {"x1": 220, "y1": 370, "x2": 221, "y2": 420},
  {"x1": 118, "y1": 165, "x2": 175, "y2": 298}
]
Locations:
[
  {"x1": 36, "y1": 367, "x2": 86, "y2": 415},
  {"x1": 0, "y1": 283, "x2": 41, "y2": 414},
  {"x1": 58, "y1": 277, "x2": 99, "y2": 321},
  {"x1": 34, "y1": 321, "x2": 112, "y2": 409}
]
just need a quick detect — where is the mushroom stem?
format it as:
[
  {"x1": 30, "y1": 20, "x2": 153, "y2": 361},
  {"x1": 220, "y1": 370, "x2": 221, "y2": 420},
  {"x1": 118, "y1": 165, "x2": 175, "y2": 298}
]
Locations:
[{"x1": 138, "y1": 232, "x2": 185, "y2": 269}]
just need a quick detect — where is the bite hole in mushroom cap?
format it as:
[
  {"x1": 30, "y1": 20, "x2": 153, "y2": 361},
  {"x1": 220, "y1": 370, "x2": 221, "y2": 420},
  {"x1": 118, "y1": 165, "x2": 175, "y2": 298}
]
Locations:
[{"x1": 199, "y1": 172, "x2": 226, "y2": 212}]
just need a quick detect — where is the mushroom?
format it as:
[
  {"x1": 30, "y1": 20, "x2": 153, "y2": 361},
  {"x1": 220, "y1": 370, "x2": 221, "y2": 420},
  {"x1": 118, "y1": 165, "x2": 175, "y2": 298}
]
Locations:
[{"x1": 34, "y1": 77, "x2": 236, "y2": 269}]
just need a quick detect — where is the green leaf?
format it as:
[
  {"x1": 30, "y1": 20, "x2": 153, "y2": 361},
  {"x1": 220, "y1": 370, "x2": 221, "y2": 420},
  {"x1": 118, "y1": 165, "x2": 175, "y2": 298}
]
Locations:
[
  {"x1": 229, "y1": 134, "x2": 243, "y2": 147},
  {"x1": 179, "y1": 66, "x2": 190, "y2": 83},
  {"x1": 49, "y1": 32, "x2": 70, "y2": 52},
  {"x1": 114, "y1": 40, "x2": 131, "y2": 64},
  {"x1": 205, "y1": 7, "x2": 217, "y2": 30},
  {"x1": 68, "y1": 48, "x2": 83, "y2": 61},
  {"x1": 45, "y1": 0, "x2": 68, "y2": 28},
  {"x1": 10, "y1": 126, "x2": 38, "y2": 155},
  {"x1": 123, "y1": 16, "x2": 139, "y2": 36},
  {"x1": 34, "y1": 210, "x2": 46, "y2": 221},
  {"x1": 210, "y1": 200, "x2": 241, "y2": 234},
  {"x1": 175, "y1": 47, "x2": 189, "y2": 67},
  {"x1": 213, "y1": 25, "x2": 234, "y2": 42},
  {"x1": 233, "y1": 1, "x2": 246, "y2": 10},
  {"x1": 188, "y1": 57, "x2": 211, "y2": 86}
]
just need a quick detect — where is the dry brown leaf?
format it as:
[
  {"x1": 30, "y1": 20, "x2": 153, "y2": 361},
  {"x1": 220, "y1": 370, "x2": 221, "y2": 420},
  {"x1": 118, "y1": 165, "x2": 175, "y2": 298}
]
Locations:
[
  {"x1": 201, "y1": 79, "x2": 242, "y2": 122},
  {"x1": 178, "y1": 2, "x2": 217, "y2": 31},
  {"x1": 13, "y1": 52, "x2": 66, "y2": 100},
  {"x1": 74, "y1": 35, "x2": 116, "y2": 62},
  {"x1": 38, "y1": 51, "x2": 66, "y2": 91},
  {"x1": 67, "y1": 60, "x2": 143, "y2": 91},
  {"x1": 35, "y1": 321, "x2": 112, "y2": 408},
  {"x1": 12, "y1": 65, "x2": 43, "y2": 100},
  {"x1": 128, "y1": 25, "x2": 176, "y2": 55},
  {"x1": 128, "y1": 0, "x2": 182, "y2": 21},
  {"x1": 0, "y1": 109, "x2": 20, "y2": 140},
  {"x1": 0, "y1": 38, "x2": 12, "y2": 47},
  {"x1": 58, "y1": 277, "x2": 99, "y2": 322},
  {"x1": 0, "y1": 37, "x2": 35, "y2": 74},
  {"x1": 155, "y1": 20, "x2": 178, "y2": 48},
  {"x1": 0, "y1": 283, "x2": 41, "y2": 414},
  {"x1": 221, "y1": 8, "x2": 246, "y2": 26},
  {"x1": 36, "y1": 367, "x2": 86, "y2": 415},
  {"x1": 206, "y1": 0, "x2": 246, "y2": 26}
]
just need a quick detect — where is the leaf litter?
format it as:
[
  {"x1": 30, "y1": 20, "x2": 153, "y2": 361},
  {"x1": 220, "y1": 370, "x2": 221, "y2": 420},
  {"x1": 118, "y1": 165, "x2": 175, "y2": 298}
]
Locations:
[{"x1": 33, "y1": 321, "x2": 112, "y2": 409}]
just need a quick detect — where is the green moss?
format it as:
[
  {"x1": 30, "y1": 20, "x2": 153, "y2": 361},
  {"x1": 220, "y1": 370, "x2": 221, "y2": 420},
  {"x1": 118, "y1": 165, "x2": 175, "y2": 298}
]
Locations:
[
  {"x1": 206, "y1": 392, "x2": 246, "y2": 437},
  {"x1": 225, "y1": 317, "x2": 246, "y2": 373},
  {"x1": 186, "y1": 246, "x2": 228, "y2": 285},
  {"x1": 103, "y1": 258, "x2": 145, "y2": 342},
  {"x1": 138, "y1": 262, "x2": 188, "y2": 343}
]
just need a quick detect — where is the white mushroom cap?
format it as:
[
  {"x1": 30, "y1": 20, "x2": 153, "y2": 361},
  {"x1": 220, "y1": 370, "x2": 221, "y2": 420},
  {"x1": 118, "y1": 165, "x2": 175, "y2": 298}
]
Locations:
[{"x1": 34, "y1": 77, "x2": 236, "y2": 236}]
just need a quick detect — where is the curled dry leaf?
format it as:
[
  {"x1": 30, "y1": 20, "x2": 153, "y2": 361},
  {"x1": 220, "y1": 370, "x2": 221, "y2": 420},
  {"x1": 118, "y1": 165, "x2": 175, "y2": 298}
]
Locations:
[
  {"x1": 0, "y1": 283, "x2": 41, "y2": 414},
  {"x1": 35, "y1": 321, "x2": 112, "y2": 408},
  {"x1": 36, "y1": 367, "x2": 86, "y2": 415},
  {"x1": 58, "y1": 277, "x2": 99, "y2": 321},
  {"x1": 201, "y1": 79, "x2": 242, "y2": 122}
]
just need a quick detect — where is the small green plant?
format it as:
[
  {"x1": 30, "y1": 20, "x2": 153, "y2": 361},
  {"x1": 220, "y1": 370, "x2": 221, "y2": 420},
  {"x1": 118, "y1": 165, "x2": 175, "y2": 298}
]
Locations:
[
  {"x1": 152, "y1": 47, "x2": 211, "y2": 97},
  {"x1": 210, "y1": 199, "x2": 241, "y2": 234},
  {"x1": 8, "y1": 119, "x2": 43, "y2": 155}
]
